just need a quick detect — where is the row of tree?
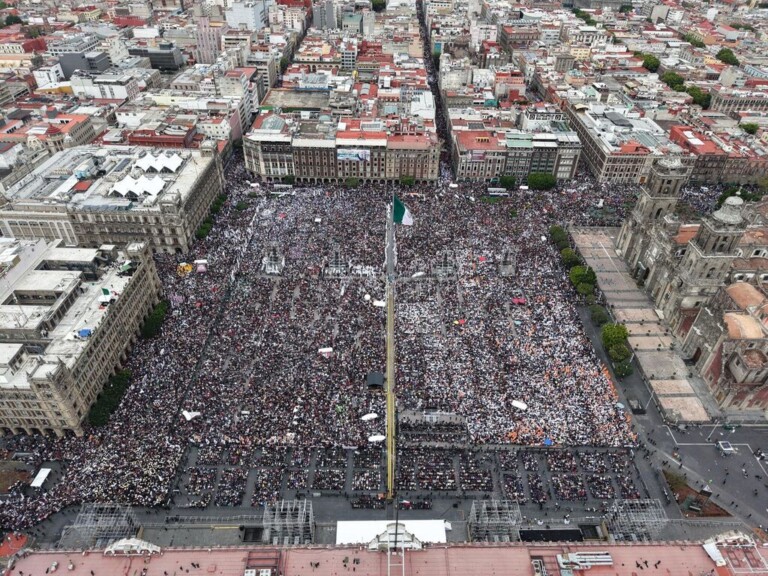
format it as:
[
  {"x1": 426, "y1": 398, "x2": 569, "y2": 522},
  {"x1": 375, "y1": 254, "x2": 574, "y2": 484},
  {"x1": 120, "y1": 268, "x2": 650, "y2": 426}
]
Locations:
[
  {"x1": 87, "y1": 370, "x2": 133, "y2": 427},
  {"x1": 550, "y1": 225, "x2": 635, "y2": 378}
]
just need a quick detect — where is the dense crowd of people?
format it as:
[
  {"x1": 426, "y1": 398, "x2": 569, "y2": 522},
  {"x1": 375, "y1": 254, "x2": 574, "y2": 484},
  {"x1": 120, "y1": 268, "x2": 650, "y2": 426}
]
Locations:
[{"x1": 0, "y1": 149, "x2": 657, "y2": 530}]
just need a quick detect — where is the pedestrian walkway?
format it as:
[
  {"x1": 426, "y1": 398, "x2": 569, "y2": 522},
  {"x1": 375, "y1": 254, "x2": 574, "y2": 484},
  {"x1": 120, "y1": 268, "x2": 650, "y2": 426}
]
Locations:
[{"x1": 571, "y1": 227, "x2": 721, "y2": 423}]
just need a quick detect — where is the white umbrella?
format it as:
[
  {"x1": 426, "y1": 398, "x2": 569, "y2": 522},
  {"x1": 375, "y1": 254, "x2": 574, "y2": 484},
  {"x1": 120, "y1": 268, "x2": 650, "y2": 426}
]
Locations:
[
  {"x1": 368, "y1": 434, "x2": 386, "y2": 443},
  {"x1": 361, "y1": 413, "x2": 378, "y2": 421},
  {"x1": 373, "y1": 300, "x2": 386, "y2": 307},
  {"x1": 511, "y1": 400, "x2": 527, "y2": 411},
  {"x1": 412, "y1": 271, "x2": 426, "y2": 278},
  {"x1": 182, "y1": 410, "x2": 202, "y2": 421},
  {"x1": 364, "y1": 294, "x2": 371, "y2": 301}
]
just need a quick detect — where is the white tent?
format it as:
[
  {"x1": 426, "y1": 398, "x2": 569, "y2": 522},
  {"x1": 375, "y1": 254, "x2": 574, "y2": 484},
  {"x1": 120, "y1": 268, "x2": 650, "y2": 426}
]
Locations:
[{"x1": 30, "y1": 468, "x2": 51, "y2": 488}]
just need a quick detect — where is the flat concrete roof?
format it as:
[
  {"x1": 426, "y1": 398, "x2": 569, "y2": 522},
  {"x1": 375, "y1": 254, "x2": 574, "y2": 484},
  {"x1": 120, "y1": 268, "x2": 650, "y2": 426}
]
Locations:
[
  {"x1": 7, "y1": 541, "x2": 758, "y2": 576},
  {"x1": 262, "y1": 89, "x2": 330, "y2": 110}
]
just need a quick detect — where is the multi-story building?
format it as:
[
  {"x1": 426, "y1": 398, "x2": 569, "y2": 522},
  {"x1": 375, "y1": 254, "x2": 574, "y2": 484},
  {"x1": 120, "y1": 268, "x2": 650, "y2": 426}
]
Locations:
[
  {"x1": 0, "y1": 239, "x2": 161, "y2": 437},
  {"x1": 0, "y1": 143, "x2": 224, "y2": 254},
  {"x1": 709, "y1": 88, "x2": 768, "y2": 117},
  {"x1": 0, "y1": 114, "x2": 97, "y2": 155},
  {"x1": 70, "y1": 72, "x2": 141, "y2": 102},
  {"x1": 244, "y1": 114, "x2": 440, "y2": 182},
  {"x1": 226, "y1": 0, "x2": 274, "y2": 31},
  {"x1": 46, "y1": 34, "x2": 100, "y2": 57},
  {"x1": 195, "y1": 17, "x2": 223, "y2": 64},
  {"x1": 452, "y1": 128, "x2": 582, "y2": 182},
  {"x1": 565, "y1": 100, "x2": 692, "y2": 184},
  {"x1": 127, "y1": 44, "x2": 185, "y2": 71},
  {"x1": 32, "y1": 64, "x2": 65, "y2": 90},
  {"x1": 669, "y1": 126, "x2": 768, "y2": 186},
  {"x1": 452, "y1": 131, "x2": 507, "y2": 181}
]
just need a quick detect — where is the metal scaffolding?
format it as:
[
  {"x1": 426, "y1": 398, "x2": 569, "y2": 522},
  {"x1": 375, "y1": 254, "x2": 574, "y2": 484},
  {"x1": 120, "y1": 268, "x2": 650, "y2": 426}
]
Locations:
[
  {"x1": 59, "y1": 503, "x2": 139, "y2": 549},
  {"x1": 605, "y1": 499, "x2": 668, "y2": 542},
  {"x1": 468, "y1": 500, "x2": 522, "y2": 542},
  {"x1": 261, "y1": 499, "x2": 314, "y2": 545}
]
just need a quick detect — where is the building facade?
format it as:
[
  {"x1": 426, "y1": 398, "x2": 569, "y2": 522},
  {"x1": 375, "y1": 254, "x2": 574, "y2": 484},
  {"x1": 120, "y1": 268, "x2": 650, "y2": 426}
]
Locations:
[
  {"x1": 0, "y1": 239, "x2": 161, "y2": 437},
  {"x1": 0, "y1": 144, "x2": 224, "y2": 253}
]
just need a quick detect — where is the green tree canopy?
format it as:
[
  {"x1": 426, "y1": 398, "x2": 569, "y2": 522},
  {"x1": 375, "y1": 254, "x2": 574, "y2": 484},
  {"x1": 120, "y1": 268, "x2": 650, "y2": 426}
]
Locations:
[
  {"x1": 716, "y1": 48, "x2": 740, "y2": 66},
  {"x1": 686, "y1": 85, "x2": 711, "y2": 108},
  {"x1": 661, "y1": 71, "x2": 685, "y2": 90},
  {"x1": 569, "y1": 265, "x2": 596, "y2": 287},
  {"x1": 601, "y1": 323, "x2": 629, "y2": 350},
  {"x1": 549, "y1": 225, "x2": 568, "y2": 244},
  {"x1": 609, "y1": 343, "x2": 631, "y2": 363},
  {"x1": 372, "y1": 0, "x2": 386, "y2": 11},
  {"x1": 590, "y1": 305, "x2": 611, "y2": 326},
  {"x1": 498, "y1": 175, "x2": 516, "y2": 189},
  {"x1": 4, "y1": 14, "x2": 22, "y2": 25},
  {"x1": 560, "y1": 248, "x2": 581, "y2": 269},
  {"x1": 527, "y1": 172, "x2": 557, "y2": 190},
  {"x1": 741, "y1": 122, "x2": 759, "y2": 135},
  {"x1": 642, "y1": 54, "x2": 660, "y2": 72},
  {"x1": 682, "y1": 33, "x2": 705, "y2": 48}
]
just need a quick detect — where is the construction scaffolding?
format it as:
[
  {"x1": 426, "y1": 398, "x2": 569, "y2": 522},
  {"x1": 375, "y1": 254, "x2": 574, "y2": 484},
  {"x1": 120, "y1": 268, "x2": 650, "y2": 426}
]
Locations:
[
  {"x1": 261, "y1": 499, "x2": 314, "y2": 545},
  {"x1": 605, "y1": 499, "x2": 668, "y2": 542},
  {"x1": 59, "y1": 503, "x2": 139, "y2": 549},
  {"x1": 468, "y1": 500, "x2": 522, "y2": 542}
]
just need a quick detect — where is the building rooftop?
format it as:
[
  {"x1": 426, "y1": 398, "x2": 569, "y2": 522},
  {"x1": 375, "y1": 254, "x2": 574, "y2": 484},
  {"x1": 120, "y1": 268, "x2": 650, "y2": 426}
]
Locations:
[
  {"x1": 724, "y1": 312, "x2": 764, "y2": 339},
  {"x1": 7, "y1": 539, "x2": 767, "y2": 576},
  {"x1": 0, "y1": 238, "x2": 140, "y2": 389},
  {"x1": 725, "y1": 283, "x2": 765, "y2": 310},
  {"x1": 1, "y1": 146, "x2": 215, "y2": 214}
]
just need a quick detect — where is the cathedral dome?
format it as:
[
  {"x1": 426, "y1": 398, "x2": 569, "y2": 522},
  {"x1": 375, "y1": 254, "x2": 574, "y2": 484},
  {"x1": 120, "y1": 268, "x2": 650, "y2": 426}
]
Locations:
[{"x1": 712, "y1": 196, "x2": 744, "y2": 225}]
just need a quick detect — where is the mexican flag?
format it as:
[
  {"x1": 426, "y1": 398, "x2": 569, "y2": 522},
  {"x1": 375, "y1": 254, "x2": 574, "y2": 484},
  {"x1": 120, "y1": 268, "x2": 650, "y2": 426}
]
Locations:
[{"x1": 393, "y1": 195, "x2": 414, "y2": 226}]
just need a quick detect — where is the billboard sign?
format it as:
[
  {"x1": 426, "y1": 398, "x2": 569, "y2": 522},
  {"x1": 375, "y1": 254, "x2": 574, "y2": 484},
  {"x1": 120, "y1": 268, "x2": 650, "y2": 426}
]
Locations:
[{"x1": 337, "y1": 149, "x2": 371, "y2": 162}]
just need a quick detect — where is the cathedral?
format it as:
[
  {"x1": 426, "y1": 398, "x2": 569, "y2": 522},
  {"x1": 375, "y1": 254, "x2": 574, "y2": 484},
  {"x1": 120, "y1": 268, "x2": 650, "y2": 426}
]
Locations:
[{"x1": 617, "y1": 158, "x2": 768, "y2": 412}]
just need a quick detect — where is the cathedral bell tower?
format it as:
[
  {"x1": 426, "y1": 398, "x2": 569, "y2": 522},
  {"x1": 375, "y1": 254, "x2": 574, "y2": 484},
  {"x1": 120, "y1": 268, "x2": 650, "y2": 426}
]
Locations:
[{"x1": 617, "y1": 157, "x2": 689, "y2": 276}]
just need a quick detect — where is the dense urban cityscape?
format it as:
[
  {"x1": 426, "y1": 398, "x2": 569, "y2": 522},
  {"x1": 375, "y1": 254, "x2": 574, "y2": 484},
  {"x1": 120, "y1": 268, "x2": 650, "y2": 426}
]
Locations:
[{"x1": 0, "y1": 0, "x2": 765, "y2": 573}]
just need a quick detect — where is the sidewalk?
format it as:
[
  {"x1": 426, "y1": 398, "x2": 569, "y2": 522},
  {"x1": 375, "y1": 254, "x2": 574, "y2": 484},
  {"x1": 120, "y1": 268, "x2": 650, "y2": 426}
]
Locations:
[{"x1": 571, "y1": 227, "x2": 722, "y2": 423}]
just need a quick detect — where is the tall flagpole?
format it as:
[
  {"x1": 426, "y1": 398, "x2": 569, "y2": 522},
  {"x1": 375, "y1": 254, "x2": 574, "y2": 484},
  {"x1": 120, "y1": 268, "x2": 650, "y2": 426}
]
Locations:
[{"x1": 385, "y1": 187, "x2": 397, "y2": 502}]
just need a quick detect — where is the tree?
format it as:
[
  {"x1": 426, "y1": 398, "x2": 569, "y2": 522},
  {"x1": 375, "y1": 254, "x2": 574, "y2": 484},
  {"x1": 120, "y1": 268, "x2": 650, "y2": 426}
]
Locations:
[
  {"x1": 682, "y1": 33, "x2": 705, "y2": 48},
  {"x1": 614, "y1": 361, "x2": 634, "y2": 378},
  {"x1": 279, "y1": 56, "x2": 290, "y2": 73},
  {"x1": 399, "y1": 175, "x2": 415, "y2": 186},
  {"x1": 549, "y1": 225, "x2": 568, "y2": 245},
  {"x1": 590, "y1": 305, "x2": 610, "y2": 326},
  {"x1": 661, "y1": 71, "x2": 685, "y2": 91},
  {"x1": 686, "y1": 85, "x2": 711, "y2": 109},
  {"x1": 601, "y1": 323, "x2": 629, "y2": 350},
  {"x1": 642, "y1": 54, "x2": 660, "y2": 72},
  {"x1": 372, "y1": 0, "x2": 386, "y2": 11},
  {"x1": 527, "y1": 172, "x2": 557, "y2": 190},
  {"x1": 577, "y1": 282, "x2": 595, "y2": 296},
  {"x1": 741, "y1": 122, "x2": 759, "y2": 135},
  {"x1": 345, "y1": 177, "x2": 360, "y2": 188},
  {"x1": 87, "y1": 370, "x2": 132, "y2": 427},
  {"x1": 716, "y1": 48, "x2": 740, "y2": 66},
  {"x1": 141, "y1": 301, "x2": 169, "y2": 339},
  {"x1": 609, "y1": 343, "x2": 631, "y2": 363},
  {"x1": 283, "y1": 175, "x2": 295, "y2": 185},
  {"x1": 619, "y1": 4, "x2": 633, "y2": 11},
  {"x1": 4, "y1": 14, "x2": 22, "y2": 25},
  {"x1": 499, "y1": 175, "x2": 516, "y2": 189},
  {"x1": 569, "y1": 265, "x2": 596, "y2": 287},
  {"x1": 560, "y1": 248, "x2": 581, "y2": 268}
]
